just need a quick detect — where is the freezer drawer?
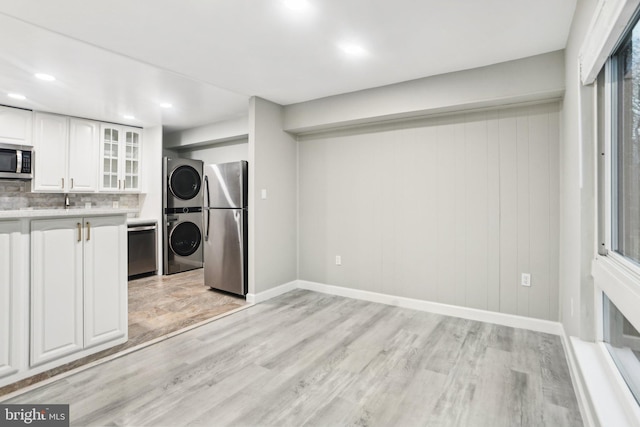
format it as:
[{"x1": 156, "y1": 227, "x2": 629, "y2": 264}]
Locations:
[
  {"x1": 203, "y1": 208, "x2": 247, "y2": 295},
  {"x1": 128, "y1": 222, "x2": 157, "y2": 277}
]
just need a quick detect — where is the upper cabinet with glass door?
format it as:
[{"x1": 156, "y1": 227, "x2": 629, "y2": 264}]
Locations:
[
  {"x1": 123, "y1": 128, "x2": 140, "y2": 191},
  {"x1": 99, "y1": 124, "x2": 141, "y2": 193}
]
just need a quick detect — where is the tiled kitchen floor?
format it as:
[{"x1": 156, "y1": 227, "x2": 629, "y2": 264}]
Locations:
[{"x1": 0, "y1": 269, "x2": 247, "y2": 397}]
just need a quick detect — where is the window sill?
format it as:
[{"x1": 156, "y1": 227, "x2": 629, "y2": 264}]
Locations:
[{"x1": 570, "y1": 337, "x2": 640, "y2": 426}]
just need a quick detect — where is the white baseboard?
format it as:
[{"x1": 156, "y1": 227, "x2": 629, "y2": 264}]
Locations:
[
  {"x1": 246, "y1": 280, "x2": 299, "y2": 304},
  {"x1": 248, "y1": 279, "x2": 563, "y2": 335},
  {"x1": 297, "y1": 280, "x2": 564, "y2": 335}
]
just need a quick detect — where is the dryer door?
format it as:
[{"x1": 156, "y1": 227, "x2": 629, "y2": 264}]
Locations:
[{"x1": 169, "y1": 165, "x2": 202, "y2": 201}]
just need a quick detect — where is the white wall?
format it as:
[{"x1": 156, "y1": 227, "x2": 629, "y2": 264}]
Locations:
[
  {"x1": 284, "y1": 51, "x2": 565, "y2": 133},
  {"x1": 298, "y1": 102, "x2": 561, "y2": 320},
  {"x1": 178, "y1": 138, "x2": 248, "y2": 165},
  {"x1": 248, "y1": 97, "x2": 297, "y2": 294},
  {"x1": 561, "y1": 0, "x2": 599, "y2": 339}
]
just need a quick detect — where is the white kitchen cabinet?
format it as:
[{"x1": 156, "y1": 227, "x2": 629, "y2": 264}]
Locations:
[
  {"x1": 0, "y1": 221, "x2": 21, "y2": 379},
  {"x1": 33, "y1": 113, "x2": 99, "y2": 192},
  {"x1": 83, "y1": 215, "x2": 127, "y2": 348},
  {"x1": 68, "y1": 118, "x2": 100, "y2": 192},
  {"x1": 30, "y1": 215, "x2": 126, "y2": 366},
  {"x1": 30, "y1": 218, "x2": 84, "y2": 366},
  {"x1": 100, "y1": 124, "x2": 141, "y2": 192},
  {"x1": 0, "y1": 105, "x2": 32, "y2": 146},
  {"x1": 32, "y1": 113, "x2": 68, "y2": 191}
]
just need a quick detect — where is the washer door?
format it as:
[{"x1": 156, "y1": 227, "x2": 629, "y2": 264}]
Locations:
[
  {"x1": 169, "y1": 221, "x2": 202, "y2": 256},
  {"x1": 169, "y1": 165, "x2": 202, "y2": 201}
]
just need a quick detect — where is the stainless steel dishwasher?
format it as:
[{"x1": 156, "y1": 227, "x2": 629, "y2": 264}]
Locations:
[{"x1": 128, "y1": 221, "x2": 158, "y2": 278}]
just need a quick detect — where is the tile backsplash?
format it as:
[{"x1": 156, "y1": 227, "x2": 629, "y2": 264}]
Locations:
[{"x1": 0, "y1": 180, "x2": 140, "y2": 211}]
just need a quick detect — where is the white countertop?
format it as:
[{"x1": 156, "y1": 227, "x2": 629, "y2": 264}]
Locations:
[{"x1": 0, "y1": 208, "x2": 138, "y2": 219}]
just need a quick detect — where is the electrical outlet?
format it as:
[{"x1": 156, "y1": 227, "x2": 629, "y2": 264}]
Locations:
[
  {"x1": 112, "y1": 201, "x2": 119, "y2": 209},
  {"x1": 521, "y1": 273, "x2": 531, "y2": 287},
  {"x1": 335, "y1": 255, "x2": 342, "y2": 266}
]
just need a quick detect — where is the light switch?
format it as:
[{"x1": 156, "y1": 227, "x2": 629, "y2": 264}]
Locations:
[{"x1": 261, "y1": 189, "x2": 267, "y2": 200}]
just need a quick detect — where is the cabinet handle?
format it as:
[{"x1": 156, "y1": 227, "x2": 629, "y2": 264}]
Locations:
[
  {"x1": 123, "y1": 180, "x2": 126, "y2": 190},
  {"x1": 77, "y1": 223, "x2": 81, "y2": 242},
  {"x1": 71, "y1": 178, "x2": 74, "y2": 189},
  {"x1": 118, "y1": 180, "x2": 121, "y2": 190},
  {"x1": 62, "y1": 178, "x2": 65, "y2": 189},
  {"x1": 86, "y1": 222, "x2": 90, "y2": 241}
]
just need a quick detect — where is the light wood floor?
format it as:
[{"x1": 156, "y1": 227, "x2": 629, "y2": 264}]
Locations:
[
  {"x1": 4, "y1": 290, "x2": 582, "y2": 426},
  {"x1": 0, "y1": 269, "x2": 246, "y2": 397}
]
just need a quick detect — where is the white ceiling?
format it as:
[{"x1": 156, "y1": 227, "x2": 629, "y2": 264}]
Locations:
[{"x1": 0, "y1": 0, "x2": 577, "y2": 133}]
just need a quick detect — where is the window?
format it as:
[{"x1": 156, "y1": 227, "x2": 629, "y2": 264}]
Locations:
[
  {"x1": 613, "y1": 20, "x2": 640, "y2": 265},
  {"x1": 603, "y1": 295, "x2": 640, "y2": 404},
  {"x1": 601, "y1": 9, "x2": 640, "y2": 409}
]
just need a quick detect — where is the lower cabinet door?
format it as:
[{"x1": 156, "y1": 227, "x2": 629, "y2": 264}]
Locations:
[
  {"x1": 83, "y1": 216, "x2": 127, "y2": 348},
  {"x1": 0, "y1": 221, "x2": 20, "y2": 379},
  {"x1": 30, "y1": 218, "x2": 84, "y2": 366}
]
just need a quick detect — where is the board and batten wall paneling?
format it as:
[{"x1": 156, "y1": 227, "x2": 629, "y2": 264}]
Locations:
[{"x1": 298, "y1": 102, "x2": 561, "y2": 321}]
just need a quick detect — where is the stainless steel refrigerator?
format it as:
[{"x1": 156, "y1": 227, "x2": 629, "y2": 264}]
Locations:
[{"x1": 203, "y1": 161, "x2": 248, "y2": 296}]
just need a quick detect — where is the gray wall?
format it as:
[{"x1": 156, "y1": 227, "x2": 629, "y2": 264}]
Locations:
[
  {"x1": 163, "y1": 116, "x2": 248, "y2": 149},
  {"x1": 560, "y1": 0, "x2": 599, "y2": 339},
  {"x1": 249, "y1": 97, "x2": 298, "y2": 294},
  {"x1": 179, "y1": 138, "x2": 248, "y2": 165},
  {"x1": 284, "y1": 51, "x2": 565, "y2": 133},
  {"x1": 298, "y1": 102, "x2": 560, "y2": 321}
]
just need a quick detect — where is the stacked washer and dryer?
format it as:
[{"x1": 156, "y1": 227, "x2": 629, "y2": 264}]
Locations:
[{"x1": 162, "y1": 157, "x2": 204, "y2": 275}]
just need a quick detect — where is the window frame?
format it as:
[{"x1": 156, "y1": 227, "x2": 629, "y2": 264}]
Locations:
[{"x1": 596, "y1": 11, "x2": 640, "y2": 357}]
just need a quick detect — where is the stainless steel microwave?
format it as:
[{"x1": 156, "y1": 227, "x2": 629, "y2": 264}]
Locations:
[{"x1": 0, "y1": 142, "x2": 33, "y2": 180}]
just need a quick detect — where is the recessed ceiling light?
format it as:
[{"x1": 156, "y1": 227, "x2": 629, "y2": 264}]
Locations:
[
  {"x1": 123, "y1": 114, "x2": 135, "y2": 120},
  {"x1": 35, "y1": 73, "x2": 56, "y2": 81},
  {"x1": 8, "y1": 93, "x2": 26, "y2": 100},
  {"x1": 339, "y1": 42, "x2": 368, "y2": 57},
  {"x1": 159, "y1": 102, "x2": 173, "y2": 109},
  {"x1": 282, "y1": 0, "x2": 310, "y2": 11}
]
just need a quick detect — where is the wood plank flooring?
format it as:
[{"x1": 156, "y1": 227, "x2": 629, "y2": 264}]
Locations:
[
  {"x1": 3, "y1": 290, "x2": 583, "y2": 426},
  {"x1": 0, "y1": 269, "x2": 246, "y2": 397}
]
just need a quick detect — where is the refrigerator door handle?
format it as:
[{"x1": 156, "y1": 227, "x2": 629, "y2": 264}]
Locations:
[
  {"x1": 205, "y1": 209, "x2": 210, "y2": 241},
  {"x1": 204, "y1": 175, "x2": 210, "y2": 208},
  {"x1": 204, "y1": 175, "x2": 210, "y2": 241}
]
